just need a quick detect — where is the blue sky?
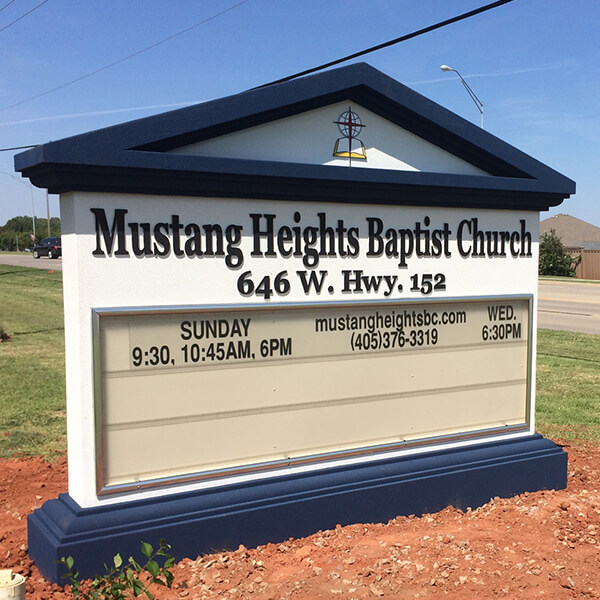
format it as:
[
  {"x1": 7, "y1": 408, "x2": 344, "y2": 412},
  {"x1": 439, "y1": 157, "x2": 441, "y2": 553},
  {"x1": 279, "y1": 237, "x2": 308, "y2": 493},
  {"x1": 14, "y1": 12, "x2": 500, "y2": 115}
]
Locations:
[{"x1": 1, "y1": 0, "x2": 599, "y2": 229}]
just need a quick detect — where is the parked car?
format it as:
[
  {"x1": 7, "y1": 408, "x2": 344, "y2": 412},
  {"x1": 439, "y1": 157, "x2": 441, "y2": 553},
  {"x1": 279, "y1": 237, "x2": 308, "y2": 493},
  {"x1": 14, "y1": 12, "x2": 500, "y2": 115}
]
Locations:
[{"x1": 33, "y1": 237, "x2": 61, "y2": 259}]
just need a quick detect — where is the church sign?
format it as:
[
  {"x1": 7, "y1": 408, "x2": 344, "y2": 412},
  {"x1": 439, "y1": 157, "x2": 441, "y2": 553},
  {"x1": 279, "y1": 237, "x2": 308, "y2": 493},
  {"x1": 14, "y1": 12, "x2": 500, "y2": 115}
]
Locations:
[
  {"x1": 15, "y1": 63, "x2": 574, "y2": 582},
  {"x1": 90, "y1": 200, "x2": 534, "y2": 496}
]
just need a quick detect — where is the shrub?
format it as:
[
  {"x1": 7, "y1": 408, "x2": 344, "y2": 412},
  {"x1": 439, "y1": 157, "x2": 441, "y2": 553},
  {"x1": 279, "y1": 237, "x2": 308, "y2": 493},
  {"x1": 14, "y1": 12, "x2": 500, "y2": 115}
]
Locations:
[
  {"x1": 539, "y1": 229, "x2": 580, "y2": 277},
  {"x1": 0, "y1": 324, "x2": 10, "y2": 342}
]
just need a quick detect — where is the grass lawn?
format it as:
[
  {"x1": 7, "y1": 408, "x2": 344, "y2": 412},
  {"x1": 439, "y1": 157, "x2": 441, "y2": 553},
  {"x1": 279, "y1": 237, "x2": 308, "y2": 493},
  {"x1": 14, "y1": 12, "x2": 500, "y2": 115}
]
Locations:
[
  {"x1": 536, "y1": 328, "x2": 600, "y2": 442},
  {"x1": 539, "y1": 276, "x2": 600, "y2": 285},
  {"x1": 0, "y1": 264, "x2": 66, "y2": 457},
  {"x1": 0, "y1": 263, "x2": 598, "y2": 457}
]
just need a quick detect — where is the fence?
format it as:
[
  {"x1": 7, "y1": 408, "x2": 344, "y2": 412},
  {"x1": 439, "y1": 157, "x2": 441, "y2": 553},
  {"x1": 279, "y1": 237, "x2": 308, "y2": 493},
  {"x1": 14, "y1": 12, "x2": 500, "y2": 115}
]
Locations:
[{"x1": 567, "y1": 248, "x2": 600, "y2": 280}]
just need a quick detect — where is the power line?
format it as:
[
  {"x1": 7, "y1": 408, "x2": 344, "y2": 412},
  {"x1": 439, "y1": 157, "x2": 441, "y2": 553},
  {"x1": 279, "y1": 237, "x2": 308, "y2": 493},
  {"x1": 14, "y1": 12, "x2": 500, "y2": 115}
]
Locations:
[
  {"x1": 0, "y1": 0, "x2": 516, "y2": 145},
  {"x1": 0, "y1": 144, "x2": 38, "y2": 151},
  {"x1": 0, "y1": 0, "x2": 19, "y2": 13},
  {"x1": 0, "y1": 0, "x2": 50, "y2": 34},
  {"x1": 0, "y1": 0, "x2": 250, "y2": 113},
  {"x1": 256, "y1": 0, "x2": 516, "y2": 88}
]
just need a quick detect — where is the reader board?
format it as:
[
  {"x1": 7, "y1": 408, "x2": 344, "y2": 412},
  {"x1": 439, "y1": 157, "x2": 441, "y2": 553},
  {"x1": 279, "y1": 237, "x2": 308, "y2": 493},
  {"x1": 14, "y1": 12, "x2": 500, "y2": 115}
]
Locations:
[
  {"x1": 95, "y1": 297, "x2": 531, "y2": 494},
  {"x1": 55, "y1": 191, "x2": 542, "y2": 507}
]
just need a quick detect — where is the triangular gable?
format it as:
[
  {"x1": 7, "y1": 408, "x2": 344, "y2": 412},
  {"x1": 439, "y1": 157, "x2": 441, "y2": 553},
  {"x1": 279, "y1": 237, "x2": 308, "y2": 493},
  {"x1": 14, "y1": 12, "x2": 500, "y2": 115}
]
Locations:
[
  {"x1": 15, "y1": 63, "x2": 574, "y2": 211},
  {"x1": 170, "y1": 101, "x2": 489, "y2": 176}
]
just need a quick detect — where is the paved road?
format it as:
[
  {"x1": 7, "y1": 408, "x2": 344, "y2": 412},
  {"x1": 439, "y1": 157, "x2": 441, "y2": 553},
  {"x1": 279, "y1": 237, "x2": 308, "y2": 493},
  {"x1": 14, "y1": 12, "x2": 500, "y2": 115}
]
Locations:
[
  {"x1": 0, "y1": 253, "x2": 62, "y2": 270},
  {"x1": 0, "y1": 255, "x2": 597, "y2": 334},
  {"x1": 538, "y1": 280, "x2": 600, "y2": 335}
]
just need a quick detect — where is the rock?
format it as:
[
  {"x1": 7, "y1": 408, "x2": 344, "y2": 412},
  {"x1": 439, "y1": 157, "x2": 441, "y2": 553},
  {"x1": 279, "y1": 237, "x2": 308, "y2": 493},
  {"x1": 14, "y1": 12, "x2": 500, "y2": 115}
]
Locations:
[{"x1": 559, "y1": 576, "x2": 575, "y2": 590}]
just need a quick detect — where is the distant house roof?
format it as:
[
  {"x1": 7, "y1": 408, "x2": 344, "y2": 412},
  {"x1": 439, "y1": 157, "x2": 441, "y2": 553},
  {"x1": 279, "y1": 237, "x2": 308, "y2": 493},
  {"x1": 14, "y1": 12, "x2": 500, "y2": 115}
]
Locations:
[
  {"x1": 541, "y1": 214, "x2": 600, "y2": 247},
  {"x1": 15, "y1": 63, "x2": 575, "y2": 211}
]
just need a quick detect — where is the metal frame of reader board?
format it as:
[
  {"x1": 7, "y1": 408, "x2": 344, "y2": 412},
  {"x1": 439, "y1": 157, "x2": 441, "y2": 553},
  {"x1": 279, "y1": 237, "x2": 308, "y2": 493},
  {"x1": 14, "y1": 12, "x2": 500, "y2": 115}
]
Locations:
[{"x1": 92, "y1": 294, "x2": 534, "y2": 496}]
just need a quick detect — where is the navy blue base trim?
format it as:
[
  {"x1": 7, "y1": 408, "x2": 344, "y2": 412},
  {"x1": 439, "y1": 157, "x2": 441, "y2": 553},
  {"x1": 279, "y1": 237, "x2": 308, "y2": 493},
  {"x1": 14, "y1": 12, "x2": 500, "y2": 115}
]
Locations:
[{"x1": 29, "y1": 434, "x2": 566, "y2": 583}]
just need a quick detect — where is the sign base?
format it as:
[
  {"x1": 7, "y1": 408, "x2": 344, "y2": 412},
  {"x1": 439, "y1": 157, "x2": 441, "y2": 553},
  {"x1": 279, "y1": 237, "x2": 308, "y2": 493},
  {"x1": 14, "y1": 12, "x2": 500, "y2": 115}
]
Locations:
[{"x1": 29, "y1": 434, "x2": 566, "y2": 583}]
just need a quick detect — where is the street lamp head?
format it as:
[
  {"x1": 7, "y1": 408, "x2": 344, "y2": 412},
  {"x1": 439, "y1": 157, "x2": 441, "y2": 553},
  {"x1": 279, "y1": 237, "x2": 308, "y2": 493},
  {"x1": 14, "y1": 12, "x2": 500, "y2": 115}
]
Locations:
[{"x1": 439, "y1": 64, "x2": 483, "y2": 128}]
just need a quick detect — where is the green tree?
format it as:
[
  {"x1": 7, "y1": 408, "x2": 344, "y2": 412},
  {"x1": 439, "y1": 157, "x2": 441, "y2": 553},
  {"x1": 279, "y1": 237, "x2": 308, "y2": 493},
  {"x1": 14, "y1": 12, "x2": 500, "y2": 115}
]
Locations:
[
  {"x1": 538, "y1": 229, "x2": 580, "y2": 277},
  {"x1": 0, "y1": 231, "x2": 31, "y2": 251},
  {"x1": 2, "y1": 215, "x2": 33, "y2": 233},
  {"x1": 48, "y1": 216, "x2": 62, "y2": 236},
  {"x1": 0, "y1": 215, "x2": 61, "y2": 250}
]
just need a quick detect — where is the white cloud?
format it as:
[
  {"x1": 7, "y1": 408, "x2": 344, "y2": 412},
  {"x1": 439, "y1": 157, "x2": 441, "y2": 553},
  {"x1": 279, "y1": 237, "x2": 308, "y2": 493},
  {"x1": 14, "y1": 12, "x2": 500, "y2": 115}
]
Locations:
[
  {"x1": 0, "y1": 101, "x2": 200, "y2": 128},
  {"x1": 409, "y1": 62, "x2": 574, "y2": 86}
]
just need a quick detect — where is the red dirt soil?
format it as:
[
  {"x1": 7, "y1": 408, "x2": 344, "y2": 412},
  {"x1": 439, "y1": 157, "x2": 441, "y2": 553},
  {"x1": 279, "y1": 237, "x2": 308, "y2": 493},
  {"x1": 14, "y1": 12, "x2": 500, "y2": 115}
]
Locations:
[{"x1": 1, "y1": 440, "x2": 599, "y2": 599}]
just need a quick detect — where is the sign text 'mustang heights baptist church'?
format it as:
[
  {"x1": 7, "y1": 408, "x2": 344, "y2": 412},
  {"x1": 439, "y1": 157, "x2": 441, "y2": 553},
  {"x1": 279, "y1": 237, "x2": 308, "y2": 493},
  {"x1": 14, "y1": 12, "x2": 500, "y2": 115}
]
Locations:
[{"x1": 90, "y1": 207, "x2": 533, "y2": 304}]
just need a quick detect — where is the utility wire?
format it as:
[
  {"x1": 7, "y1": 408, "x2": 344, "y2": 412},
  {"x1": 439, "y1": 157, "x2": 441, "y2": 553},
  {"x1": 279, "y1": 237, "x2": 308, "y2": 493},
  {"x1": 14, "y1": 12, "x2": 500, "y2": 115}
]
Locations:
[
  {"x1": 0, "y1": 0, "x2": 50, "y2": 33},
  {"x1": 0, "y1": 0, "x2": 249, "y2": 113},
  {"x1": 0, "y1": 144, "x2": 38, "y2": 151},
  {"x1": 0, "y1": 0, "x2": 515, "y2": 143},
  {"x1": 256, "y1": 0, "x2": 516, "y2": 88},
  {"x1": 0, "y1": 0, "x2": 19, "y2": 13}
]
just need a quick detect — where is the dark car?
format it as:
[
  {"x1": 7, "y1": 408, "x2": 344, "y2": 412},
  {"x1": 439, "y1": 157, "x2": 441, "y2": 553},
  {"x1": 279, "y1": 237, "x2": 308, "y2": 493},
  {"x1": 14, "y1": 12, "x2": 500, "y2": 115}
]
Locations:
[{"x1": 33, "y1": 237, "x2": 61, "y2": 259}]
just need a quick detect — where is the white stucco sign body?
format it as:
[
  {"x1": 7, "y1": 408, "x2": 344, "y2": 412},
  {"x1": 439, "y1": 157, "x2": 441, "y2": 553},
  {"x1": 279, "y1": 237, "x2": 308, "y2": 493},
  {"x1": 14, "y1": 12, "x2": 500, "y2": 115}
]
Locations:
[{"x1": 61, "y1": 190, "x2": 539, "y2": 507}]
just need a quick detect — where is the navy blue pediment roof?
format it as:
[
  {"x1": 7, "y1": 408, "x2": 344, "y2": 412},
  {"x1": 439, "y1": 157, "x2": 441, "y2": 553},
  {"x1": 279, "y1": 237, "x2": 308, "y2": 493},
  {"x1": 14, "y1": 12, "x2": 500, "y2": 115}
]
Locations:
[{"x1": 15, "y1": 63, "x2": 574, "y2": 211}]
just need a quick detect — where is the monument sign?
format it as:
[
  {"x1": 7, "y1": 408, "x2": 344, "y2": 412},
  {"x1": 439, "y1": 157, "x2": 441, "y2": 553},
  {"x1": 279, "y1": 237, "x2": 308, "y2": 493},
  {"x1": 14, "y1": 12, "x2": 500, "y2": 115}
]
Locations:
[{"x1": 15, "y1": 63, "x2": 574, "y2": 581}]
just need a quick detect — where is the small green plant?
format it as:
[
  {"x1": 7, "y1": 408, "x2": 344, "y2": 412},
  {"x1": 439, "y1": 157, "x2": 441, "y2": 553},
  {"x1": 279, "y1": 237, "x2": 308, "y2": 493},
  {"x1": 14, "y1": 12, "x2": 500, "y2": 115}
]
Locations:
[{"x1": 59, "y1": 539, "x2": 175, "y2": 600}]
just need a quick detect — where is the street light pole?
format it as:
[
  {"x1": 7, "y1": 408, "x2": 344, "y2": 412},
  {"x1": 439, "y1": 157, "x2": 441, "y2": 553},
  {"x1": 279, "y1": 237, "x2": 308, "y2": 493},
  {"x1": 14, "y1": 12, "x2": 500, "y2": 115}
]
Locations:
[
  {"x1": 1, "y1": 170, "x2": 37, "y2": 241},
  {"x1": 46, "y1": 189, "x2": 51, "y2": 237},
  {"x1": 440, "y1": 65, "x2": 484, "y2": 128},
  {"x1": 30, "y1": 183, "x2": 36, "y2": 241}
]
